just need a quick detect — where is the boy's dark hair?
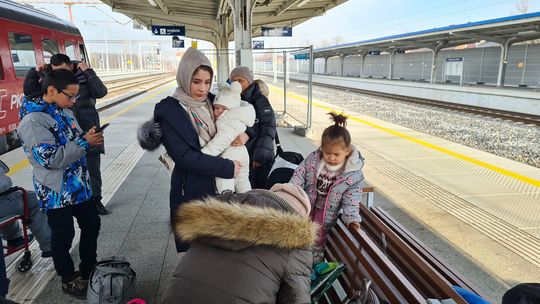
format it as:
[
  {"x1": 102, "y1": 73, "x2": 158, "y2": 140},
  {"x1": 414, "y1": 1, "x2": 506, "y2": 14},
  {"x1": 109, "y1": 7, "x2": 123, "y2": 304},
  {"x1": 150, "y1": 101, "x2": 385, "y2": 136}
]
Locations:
[
  {"x1": 321, "y1": 112, "x2": 351, "y2": 148},
  {"x1": 42, "y1": 69, "x2": 78, "y2": 94},
  {"x1": 50, "y1": 54, "x2": 71, "y2": 66}
]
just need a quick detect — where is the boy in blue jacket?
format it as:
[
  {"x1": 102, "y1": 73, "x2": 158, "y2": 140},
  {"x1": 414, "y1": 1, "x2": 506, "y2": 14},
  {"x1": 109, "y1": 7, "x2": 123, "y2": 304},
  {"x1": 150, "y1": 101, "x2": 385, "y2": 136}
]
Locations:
[{"x1": 17, "y1": 69, "x2": 103, "y2": 299}]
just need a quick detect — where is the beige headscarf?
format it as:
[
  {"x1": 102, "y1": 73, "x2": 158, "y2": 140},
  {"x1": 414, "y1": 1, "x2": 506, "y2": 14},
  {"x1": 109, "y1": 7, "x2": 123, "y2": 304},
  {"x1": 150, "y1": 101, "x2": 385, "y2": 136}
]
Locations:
[{"x1": 171, "y1": 47, "x2": 216, "y2": 146}]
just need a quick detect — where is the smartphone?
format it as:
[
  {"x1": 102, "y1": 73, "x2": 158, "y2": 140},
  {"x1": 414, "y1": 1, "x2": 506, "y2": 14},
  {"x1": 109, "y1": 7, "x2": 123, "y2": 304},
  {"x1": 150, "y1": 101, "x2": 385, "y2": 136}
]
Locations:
[{"x1": 96, "y1": 123, "x2": 110, "y2": 132}]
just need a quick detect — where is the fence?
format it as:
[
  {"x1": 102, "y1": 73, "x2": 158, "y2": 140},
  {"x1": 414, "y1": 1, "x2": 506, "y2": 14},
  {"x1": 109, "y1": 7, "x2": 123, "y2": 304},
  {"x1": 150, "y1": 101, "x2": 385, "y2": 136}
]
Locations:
[
  {"x1": 252, "y1": 46, "x2": 314, "y2": 131},
  {"x1": 84, "y1": 40, "x2": 179, "y2": 72}
]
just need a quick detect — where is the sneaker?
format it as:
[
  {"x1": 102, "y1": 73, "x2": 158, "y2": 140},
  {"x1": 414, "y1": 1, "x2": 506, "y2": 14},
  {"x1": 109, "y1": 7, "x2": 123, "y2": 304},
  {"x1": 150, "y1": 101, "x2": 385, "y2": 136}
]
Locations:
[
  {"x1": 95, "y1": 200, "x2": 110, "y2": 215},
  {"x1": 41, "y1": 251, "x2": 53, "y2": 258},
  {"x1": 61, "y1": 273, "x2": 88, "y2": 300}
]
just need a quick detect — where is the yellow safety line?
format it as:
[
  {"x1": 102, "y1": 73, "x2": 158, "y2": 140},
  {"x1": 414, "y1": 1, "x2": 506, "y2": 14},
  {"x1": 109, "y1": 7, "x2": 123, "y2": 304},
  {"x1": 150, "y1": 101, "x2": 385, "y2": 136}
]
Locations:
[
  {"x1": 269, "y1": 85, "x2": 540, "y2": 189},
  {"x1": 6, "y1": 82, "x2": 175, "y2": 177}
]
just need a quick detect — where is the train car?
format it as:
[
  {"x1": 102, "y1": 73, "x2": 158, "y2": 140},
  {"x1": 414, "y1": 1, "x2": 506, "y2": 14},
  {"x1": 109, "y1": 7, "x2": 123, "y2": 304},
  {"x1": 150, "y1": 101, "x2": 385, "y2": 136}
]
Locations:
[{"x1": 0, "y1": 0, "x2": 88, "y2": 153}]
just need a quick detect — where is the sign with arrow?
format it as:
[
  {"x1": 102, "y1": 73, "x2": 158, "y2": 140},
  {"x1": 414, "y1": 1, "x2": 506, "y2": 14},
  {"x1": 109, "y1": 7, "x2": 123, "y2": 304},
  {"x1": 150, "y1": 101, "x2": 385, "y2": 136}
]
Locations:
[{"x1": 151, "y1": 25, "x2": 185, "y2": 36}]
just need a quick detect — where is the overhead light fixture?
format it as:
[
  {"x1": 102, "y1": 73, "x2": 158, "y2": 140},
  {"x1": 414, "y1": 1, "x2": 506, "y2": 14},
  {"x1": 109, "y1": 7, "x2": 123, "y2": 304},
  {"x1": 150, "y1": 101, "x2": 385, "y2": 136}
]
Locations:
[
  {"x1": 297, "y1": 0, "x2": 310, "y2": 7},
  {"x1": 147, "y1": 0, "x2": 158, "y2": 7}
]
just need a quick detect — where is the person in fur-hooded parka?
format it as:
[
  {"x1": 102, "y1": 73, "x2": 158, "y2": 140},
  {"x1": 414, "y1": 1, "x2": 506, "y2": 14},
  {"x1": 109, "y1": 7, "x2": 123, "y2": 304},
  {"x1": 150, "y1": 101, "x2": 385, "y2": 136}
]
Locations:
[
  {"x1": 138, "y1": 47, "x2": 236, "y2": 252},
  {"x1": 202, "y1": 81, "x2": 255, "y2": 194},
  {"x1": 161, "y1": 183, "x2": 317, "y2": 304}
]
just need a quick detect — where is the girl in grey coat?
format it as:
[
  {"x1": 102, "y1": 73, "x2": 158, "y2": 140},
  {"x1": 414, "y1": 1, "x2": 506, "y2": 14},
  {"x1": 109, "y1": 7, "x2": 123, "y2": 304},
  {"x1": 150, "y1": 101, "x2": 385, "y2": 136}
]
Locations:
[{"x1": 161, "y1": 183, "x2": 317, "y2": 304}]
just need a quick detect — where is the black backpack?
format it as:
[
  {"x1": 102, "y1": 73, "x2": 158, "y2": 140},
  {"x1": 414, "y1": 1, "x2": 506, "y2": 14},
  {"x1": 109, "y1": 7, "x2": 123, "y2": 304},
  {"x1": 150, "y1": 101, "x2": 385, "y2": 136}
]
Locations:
[
  {"x1": 502, "y1": 283, "x2": 540, "y2": 304},
  {"x1": 264, "y1": 133, "x2": 304, "y2": 189}
]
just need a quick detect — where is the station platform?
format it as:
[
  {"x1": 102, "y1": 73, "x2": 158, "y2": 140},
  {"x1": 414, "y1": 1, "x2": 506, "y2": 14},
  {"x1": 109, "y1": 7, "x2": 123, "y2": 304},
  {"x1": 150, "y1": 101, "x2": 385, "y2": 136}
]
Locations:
[
  {"x1": 270, "y1": 72, "x2": 540, "y2": 117},
  {"x1": 2, "y1": 79, "x2": 539, "y2": 303}
]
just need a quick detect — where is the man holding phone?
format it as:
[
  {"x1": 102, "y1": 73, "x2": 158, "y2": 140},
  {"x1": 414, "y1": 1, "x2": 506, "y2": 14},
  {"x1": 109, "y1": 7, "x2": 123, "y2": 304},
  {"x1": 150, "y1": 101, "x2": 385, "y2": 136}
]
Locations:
[{"x1": 23, "y1": 54, "x2": 110, "y2": 215}]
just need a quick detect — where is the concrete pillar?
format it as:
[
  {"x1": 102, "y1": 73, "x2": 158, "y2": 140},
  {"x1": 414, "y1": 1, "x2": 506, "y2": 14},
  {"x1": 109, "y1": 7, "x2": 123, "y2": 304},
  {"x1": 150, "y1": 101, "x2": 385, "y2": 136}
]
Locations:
[
  {"x1": 360, "y1": 53, "x2": 366, "y2": 78},
  {"x1": 338, "y1": 54, "x2": 345, "y2": 76},
  {"x1": 430, "y1": 41, "x2": 447, "y2": 83},
  {"x1": 497, "y1": 38, "x2": 516, "y2": 87},
  {"x1": 216, "y1": 15, "x2": 230, "y2": 83},
  {"x1": 323, "y1": 57, "x2": 328, "y2": 75},
  {"x1": 231, "y1": 0, "x2": 253, "y2": 69},
  {"x1": 389, "y1": 50, "x2": 396, "y2": 79}
]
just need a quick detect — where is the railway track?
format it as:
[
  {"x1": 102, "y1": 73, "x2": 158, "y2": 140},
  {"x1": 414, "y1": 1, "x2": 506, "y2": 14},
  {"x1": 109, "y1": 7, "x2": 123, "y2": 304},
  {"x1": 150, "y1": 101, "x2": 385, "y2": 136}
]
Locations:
[
  {"x1": 104, "y1": 72, "x2": 175, "y2": 94},
  {"x1": 260, "y1": 74, "x2": 540, "y2": 126}
]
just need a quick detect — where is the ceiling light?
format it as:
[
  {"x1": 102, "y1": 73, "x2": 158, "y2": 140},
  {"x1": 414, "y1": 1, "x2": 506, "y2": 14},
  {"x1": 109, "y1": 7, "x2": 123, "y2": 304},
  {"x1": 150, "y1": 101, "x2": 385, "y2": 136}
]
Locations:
[
  {"x1": 297, "y1": 0, "x2": 310, "y2": 7},
  {"x1": 147, "y1": 0, "x2": 158, "y2": 7}
]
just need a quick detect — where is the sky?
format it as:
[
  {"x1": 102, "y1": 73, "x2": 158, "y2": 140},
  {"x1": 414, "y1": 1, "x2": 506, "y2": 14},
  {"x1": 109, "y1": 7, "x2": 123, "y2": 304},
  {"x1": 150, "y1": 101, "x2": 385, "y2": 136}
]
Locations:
[{"x1": 27, "y1": 0, "x2": 537, "y2": 51}]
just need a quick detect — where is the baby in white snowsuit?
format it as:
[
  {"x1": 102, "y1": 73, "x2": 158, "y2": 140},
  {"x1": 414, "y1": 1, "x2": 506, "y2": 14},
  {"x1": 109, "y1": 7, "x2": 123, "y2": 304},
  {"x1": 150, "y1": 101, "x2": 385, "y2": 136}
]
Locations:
[{"x1": 202, "y1": 82, "x2": 255, "y2": 194}]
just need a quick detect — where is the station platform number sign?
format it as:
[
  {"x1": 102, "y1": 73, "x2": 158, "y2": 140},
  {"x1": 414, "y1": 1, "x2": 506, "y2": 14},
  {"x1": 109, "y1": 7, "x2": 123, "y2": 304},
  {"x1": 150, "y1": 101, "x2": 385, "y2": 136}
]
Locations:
[
  {"x1": 152, "y1": 25, "x2": 185, "y2": 36},
  {"x1": 172, "y1": 36, "x2": 184, "y2": 48}
]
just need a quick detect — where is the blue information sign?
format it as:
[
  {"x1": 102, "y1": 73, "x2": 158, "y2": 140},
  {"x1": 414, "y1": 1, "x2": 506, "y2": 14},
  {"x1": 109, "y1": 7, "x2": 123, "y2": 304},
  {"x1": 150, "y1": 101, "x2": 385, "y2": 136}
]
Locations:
[
  {"x1": 293, "y1": 53, "x2": 309, "y2": 60},
  {"x1": 253, "y1": 40, "x2": 264, "y2": 49},
  {"x1": 151, "y1": 25, "x2": 185, "y2": 36},
  {"x1": 446, "y1": 57, "x2": 463, "y2": 62},
  {"x1": 368, "y1": 51, "x2": 380, "y2": 55},
  {"x1": 172, "y1": 38, "x2": 184, "y2": 48},
  {"x1": 261, "y1": 26, "x2": 292, "y2": 37}
]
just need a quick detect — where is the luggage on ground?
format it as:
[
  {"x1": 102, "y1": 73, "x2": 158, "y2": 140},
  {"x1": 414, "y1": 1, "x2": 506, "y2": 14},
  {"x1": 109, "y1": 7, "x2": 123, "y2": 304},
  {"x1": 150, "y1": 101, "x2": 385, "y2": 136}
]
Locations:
[{"x1": 87, "y1": 256, "x2": 137, "y2": 304}]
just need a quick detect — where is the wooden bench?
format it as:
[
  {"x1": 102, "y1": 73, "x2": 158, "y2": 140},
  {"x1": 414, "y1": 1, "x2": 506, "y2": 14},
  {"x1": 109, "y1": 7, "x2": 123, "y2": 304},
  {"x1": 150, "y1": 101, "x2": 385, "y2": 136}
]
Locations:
[{"x1": 318, "y1": 188, "x2": 487, "y2": 304}]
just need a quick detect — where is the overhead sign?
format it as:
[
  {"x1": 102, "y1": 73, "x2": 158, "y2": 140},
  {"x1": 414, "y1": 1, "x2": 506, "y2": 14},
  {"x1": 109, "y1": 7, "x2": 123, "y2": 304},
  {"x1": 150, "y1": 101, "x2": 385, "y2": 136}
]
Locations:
[
  {"x1": 261, "y1": 26, "x2": 292, "y2": 37},
  {"x1": 151, "y1": 25, "x2": 185, "y2": 36},
  {"x1": 172, "y1": 36, "x2": 184, "y2": 48},
  {"x1": 253, "y1": 40, "x2": 264, "y2": 49},
  {"x1": 446, "y1": 57, "x2": 463, "y2": 62},
  {"x1": 368, "y1": 51, "x2": 380, "y2": 55},
  {"x1": 293, "y1": 53, "x2": 309, "y2": 60},
  {"x1": 395, "y1": 49, "x2": 405, "y2": 54}
]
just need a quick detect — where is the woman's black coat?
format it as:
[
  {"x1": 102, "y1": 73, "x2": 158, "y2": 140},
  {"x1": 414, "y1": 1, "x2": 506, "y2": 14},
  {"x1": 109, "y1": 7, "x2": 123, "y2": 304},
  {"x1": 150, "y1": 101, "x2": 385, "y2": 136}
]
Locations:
[{"x1": 153, "y1": 95, "x2": 234, "y2": 252}]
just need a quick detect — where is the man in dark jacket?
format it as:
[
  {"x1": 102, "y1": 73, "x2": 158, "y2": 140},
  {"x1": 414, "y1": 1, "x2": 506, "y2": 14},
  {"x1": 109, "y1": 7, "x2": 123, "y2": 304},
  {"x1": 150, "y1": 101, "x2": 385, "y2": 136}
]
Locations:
[
  {"x1": 23, "y1": 54, "x2": 109, "y2": 215},
  {"x1": 230, "y1": 66, "x2": 277, "y2": 189},
  {"x1": 161, "y1": 183, "x2": 316, "y2": 304}
]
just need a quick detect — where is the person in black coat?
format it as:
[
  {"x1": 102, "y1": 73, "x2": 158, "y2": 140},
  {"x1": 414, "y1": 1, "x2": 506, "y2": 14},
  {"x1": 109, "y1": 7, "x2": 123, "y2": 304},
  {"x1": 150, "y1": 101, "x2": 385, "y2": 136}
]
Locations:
[
  {"x1": 230, "y1": 66, "x2": 277, "y2": 189},
  {"x1": 137, "y1": 47, "x2": 240, "y2": 252},
  {"x1": 23, "y1": 54, "x2": 109, "y2": 215}
]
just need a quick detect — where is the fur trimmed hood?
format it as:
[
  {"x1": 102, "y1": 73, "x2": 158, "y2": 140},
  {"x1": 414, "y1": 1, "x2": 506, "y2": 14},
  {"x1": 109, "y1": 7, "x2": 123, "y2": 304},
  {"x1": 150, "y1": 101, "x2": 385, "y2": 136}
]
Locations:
[
  {"x1": 137, "y1": 118, "x2": 162, "y2": 151},
  {"x1": 175, "y1": 195, "x2": 318, "y2": 250}
]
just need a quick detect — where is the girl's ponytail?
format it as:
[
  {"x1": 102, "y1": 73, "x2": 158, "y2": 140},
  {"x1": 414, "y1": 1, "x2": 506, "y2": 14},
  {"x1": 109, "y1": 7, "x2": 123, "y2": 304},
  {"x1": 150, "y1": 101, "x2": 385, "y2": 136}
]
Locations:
[{"x1": 321, "y1": 112, "x2": 351, "y2": 148}]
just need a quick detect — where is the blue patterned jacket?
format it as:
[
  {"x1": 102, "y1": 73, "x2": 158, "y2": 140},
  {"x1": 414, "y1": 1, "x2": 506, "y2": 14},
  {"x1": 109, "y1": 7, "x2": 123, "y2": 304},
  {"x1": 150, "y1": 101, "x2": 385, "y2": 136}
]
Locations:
[{"x1": 17, "y1": 97, "x2": 92, "y2": 213}]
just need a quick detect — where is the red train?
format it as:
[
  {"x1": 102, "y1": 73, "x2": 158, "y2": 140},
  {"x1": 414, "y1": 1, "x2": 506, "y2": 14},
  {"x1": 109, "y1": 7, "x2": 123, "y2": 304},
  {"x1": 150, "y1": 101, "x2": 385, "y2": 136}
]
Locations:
[{"x1": 0, "y1": 0, "x2": 87, "y2": 153}]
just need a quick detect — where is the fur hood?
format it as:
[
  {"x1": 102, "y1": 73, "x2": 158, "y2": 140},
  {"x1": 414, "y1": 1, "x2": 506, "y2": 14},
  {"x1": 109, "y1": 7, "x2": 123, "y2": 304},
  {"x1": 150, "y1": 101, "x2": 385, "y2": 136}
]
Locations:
[
  {"x1": 175, "y1": 195, "x2": 318, "y2": 250},
  {"x1": 137, "y1": 118, "x2": 162, "y2": 151}
]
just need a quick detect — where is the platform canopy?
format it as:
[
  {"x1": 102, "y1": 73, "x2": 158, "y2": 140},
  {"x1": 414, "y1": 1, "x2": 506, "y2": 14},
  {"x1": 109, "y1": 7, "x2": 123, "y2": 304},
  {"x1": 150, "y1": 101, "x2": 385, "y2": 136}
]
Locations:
[
  {"x1": 99, "y1": 0, "x2": 346, "y2": 45},
  {"x1": 309, "y1": 12, "x2": 540, "y2": 58}
]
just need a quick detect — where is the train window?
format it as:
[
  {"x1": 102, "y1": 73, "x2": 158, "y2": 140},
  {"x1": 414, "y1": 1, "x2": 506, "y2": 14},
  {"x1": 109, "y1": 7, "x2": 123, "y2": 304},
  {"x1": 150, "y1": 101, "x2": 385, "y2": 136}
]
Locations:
[
  {"x1": 65, "y1": 41, "x2": 76, "y2": 59},
  {"x1": 8, "y1": 32, "x2": 37, "y2": 78},
  {"x1": 79, "y1": 44, "x2": 88, "y2": 63},
  {"x1": 42, "y1": 39, "x2": 59, "y2": 64}
]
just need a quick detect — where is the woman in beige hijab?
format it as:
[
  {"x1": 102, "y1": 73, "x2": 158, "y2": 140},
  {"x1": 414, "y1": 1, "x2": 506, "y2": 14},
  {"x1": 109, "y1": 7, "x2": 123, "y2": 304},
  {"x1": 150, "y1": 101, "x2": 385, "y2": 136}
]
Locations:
[{"x1": 138, "y1": 47, "x2": 241, "y2": 252}]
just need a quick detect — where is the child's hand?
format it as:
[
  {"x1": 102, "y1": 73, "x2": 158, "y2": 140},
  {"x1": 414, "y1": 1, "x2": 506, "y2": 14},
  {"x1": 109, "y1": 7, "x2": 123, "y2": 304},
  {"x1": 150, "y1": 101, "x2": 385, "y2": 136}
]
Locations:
[
  {"x1": 346, "y1": 222, "x2": 361, "y2": 231},
  {"x1": 233, "y1": 160, "x2": 242, "y2": 177},
  {"x1": 84, "y1": 127, "x2": 104, "y2": 147}
]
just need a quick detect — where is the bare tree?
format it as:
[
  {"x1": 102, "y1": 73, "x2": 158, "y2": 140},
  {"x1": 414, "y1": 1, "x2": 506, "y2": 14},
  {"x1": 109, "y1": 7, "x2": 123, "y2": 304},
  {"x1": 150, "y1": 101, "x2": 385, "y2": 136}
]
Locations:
[{"x1": 513, "y1": 0, "x2": 531, "y2": 14}]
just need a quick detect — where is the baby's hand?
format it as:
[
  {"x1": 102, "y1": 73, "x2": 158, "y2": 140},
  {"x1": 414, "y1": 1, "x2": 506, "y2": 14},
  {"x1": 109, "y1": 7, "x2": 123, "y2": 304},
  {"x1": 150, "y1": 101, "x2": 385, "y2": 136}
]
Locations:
[{"x1": 346, "y1": 222, "x2": 361, "y2": 231}]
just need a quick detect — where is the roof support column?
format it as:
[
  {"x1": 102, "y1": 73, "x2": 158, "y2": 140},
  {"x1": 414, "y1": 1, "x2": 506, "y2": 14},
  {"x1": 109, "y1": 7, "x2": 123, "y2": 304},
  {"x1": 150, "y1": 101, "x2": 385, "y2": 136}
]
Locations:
[
  {"x1": 339, "y1": 54, "x2": 345, "y2": 76},
  {"x1": 360, "y1": 53, "x2": 366, "y2": 78},
  {"x1": 324, "y1": 56, "x2": 329, "y2": 75},
  {"x1": 430, "y1": 40, "x2": 447, "y2": 84},
  {"x1": 216, "y1": 15, "x2": 230, "y2": 83},
  {"x1": 231, "y1": 0, "x2": 253, "y2": 69},
  {"x1": 496, "y1": 37, "x2": 517, "y2": 87},
  {"x1": 389, "y1": 50, "x2": 396, "y2": 79}
]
